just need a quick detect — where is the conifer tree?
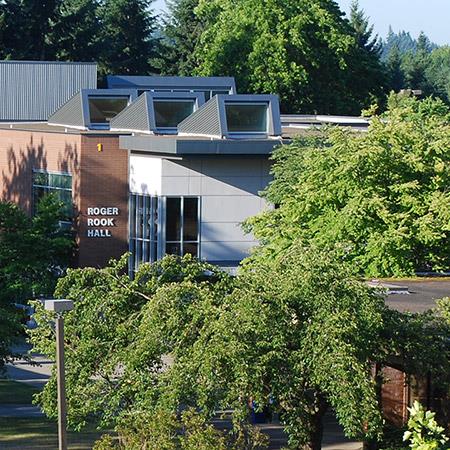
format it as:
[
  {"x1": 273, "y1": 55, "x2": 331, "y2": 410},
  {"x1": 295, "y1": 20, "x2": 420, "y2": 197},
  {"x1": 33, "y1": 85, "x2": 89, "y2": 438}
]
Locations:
[
  {"x1": 98, "y1": 0, "x2": 160, "y2": 76},
  {"x1": 159, "y1": 0, "x2": 203, "y2": 75}
]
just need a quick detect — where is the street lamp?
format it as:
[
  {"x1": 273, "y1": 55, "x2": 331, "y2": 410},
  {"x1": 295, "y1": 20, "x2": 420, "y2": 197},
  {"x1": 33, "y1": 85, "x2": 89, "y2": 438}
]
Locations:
[{"x1": 44, "y1": 299, "x2": 74, "y2": 450}]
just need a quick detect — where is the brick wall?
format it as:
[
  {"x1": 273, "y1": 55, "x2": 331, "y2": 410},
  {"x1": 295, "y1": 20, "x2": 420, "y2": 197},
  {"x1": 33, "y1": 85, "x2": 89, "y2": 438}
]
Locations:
[
  {"x1": 0, "y1": 128, "x2": 129, "y2": 269},
  {"x1": 78, "y1": 135, "x2": 129, "y2": 268},
  {"x1": 0, "y1": 128, "x2": 81, "y2": 214}
]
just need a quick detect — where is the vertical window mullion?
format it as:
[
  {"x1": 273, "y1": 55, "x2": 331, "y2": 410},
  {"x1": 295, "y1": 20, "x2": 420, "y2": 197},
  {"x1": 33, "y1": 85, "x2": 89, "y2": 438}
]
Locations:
[{"x1": 180, "y1": 197, "x2": 184, "y2": 256}]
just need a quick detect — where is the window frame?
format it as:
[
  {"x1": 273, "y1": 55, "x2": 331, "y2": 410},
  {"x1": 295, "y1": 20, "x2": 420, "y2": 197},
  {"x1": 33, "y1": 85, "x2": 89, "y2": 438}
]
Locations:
[
  {"x1": 147, "y1": 92, "x2": 206, "y2": 135},
  {"x1": 81, "y1": 89, "x2": 138, "y2": 130},
  {"x1": 224, "y1": 101, "x2": 270, "y2": 138},
  {"x1": 163, "y1": 196, "x2": 201, "y2": 258},
  {"x1": 87, "y1": 95, "x2": 131, "y2": 128},
  {"x1": 32, "y1": 169, "x2": 73, "y2": 226},
  {"x1": 152, "y1": 98, "x2": 197, "y2": 134},
  {"x1": 128, "y1": 193, "x2": 201, "y2": 275}
]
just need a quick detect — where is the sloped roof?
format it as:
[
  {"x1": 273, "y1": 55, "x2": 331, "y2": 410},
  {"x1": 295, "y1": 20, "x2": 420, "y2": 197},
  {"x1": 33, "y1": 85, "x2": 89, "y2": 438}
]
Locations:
[
  {"x1": 178, "y1": 94, "x2": 282, "y2": 139},
  {"x1": 110, "y1": 91, "x2": 205, "y2": 134},
  {"x1": 48, "y1": 89, "x2": 137, "y2": 129}
]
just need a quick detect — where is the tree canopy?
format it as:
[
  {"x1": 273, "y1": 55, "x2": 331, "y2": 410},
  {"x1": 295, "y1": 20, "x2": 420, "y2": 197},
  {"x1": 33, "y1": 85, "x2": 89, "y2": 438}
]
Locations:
[
  {"x1": 0, "y1": 196, "x2": 72, "y2": 371},
  {"x1": 0, "y1": 0, "x2": 160, "y2": 77},
  {"x1": 190, "y1": 0, "x2": 386, "y2": 114},
  {"x1": 245, "y1": 95, "x2": 450, "y2": 277}
]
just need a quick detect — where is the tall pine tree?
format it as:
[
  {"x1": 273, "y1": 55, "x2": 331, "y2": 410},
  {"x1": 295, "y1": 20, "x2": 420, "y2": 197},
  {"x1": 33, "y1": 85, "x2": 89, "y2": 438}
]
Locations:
[
  {"x1": 98, "y1": 0, "x2": 159, "y2": 76},
  {"x1": 158, "y1": 0, "x2": 203, "y2": 75},
  {"x1": 50, "y1": 0, "x2": 101, "y2": 63},
  {"x1": 0, "y1": 0, "x2": 60, "y2": 60}
]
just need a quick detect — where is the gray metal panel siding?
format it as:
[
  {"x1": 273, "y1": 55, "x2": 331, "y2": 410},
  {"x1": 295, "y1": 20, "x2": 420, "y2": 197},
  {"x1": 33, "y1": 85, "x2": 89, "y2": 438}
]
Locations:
[
  {"x1": 178, "y1": 96, "x2": 222, "y2": 137},
  {"x1": 110, "y1": 94, "x2": 150, "y2": 132},
  {"x1": 0, "y1": 61, "x2": 97, "y2": 121},
  {"x1": 47, "y1": 92, "x2": 85, "y2": 128},
  {"x1": 107, "y1": 75, "x2": 236, "y2": 92}
]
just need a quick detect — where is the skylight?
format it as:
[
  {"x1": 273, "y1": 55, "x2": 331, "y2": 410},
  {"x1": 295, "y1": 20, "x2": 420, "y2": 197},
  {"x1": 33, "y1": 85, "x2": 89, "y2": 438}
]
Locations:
[
  {"x1": 153, "y1": 99, "x2": 195, "y2": 129},
  {"x1": 88, "y1": 96, "x2": 130, "y2": 124},
  {"x1": 225, "y1": 102, "x2": 268, "y2": 133}
]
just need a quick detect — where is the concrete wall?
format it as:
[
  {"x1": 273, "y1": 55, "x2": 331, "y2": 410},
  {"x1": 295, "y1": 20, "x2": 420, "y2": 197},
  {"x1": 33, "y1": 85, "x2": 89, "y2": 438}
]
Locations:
[{"x1": 129, "y1": 154, "x2": 272, "y2": 265}]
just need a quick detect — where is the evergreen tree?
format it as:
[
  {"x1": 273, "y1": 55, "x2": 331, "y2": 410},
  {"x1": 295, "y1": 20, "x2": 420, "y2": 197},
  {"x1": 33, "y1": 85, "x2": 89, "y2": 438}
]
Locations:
[
  {"x1": 98, "y1": 0, "x2": 160, "y2": 76},
  {"x1": 158, "y1": 0, "x2": 203, "y2": 75},
  {"x1": 0, "y1": 0, "x2": 60, "y2": 60},
  {"x1": 349, "y1": 0, "x2": 381, "y2": 56},
  {"x1": 50, "y1": 0, "x2": 101, "y2": 63},
  {"x1": 402, "y1": 32, "x2": 432, "y2": 95},
  {"x1": 386, "y1": 43, "x2": 405, "y2": 92}
]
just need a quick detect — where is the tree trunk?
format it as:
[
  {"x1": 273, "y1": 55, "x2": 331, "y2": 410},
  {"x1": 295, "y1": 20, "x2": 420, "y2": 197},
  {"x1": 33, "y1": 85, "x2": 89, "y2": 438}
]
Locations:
[{"x1": 303, "y1": 394, "x2": 328, "y2": 450}]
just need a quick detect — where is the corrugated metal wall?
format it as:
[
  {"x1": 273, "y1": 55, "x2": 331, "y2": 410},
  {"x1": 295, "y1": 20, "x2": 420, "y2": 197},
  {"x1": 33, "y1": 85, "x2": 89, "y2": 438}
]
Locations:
[{"x1": 0, "y1": 61, "x2": 97, "y2": 121}]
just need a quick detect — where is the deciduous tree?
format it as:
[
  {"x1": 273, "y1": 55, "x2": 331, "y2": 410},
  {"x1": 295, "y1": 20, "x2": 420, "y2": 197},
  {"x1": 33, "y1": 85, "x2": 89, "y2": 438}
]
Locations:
[
  {"x1": 0, "y1": 196, "x2": 72, "y2": 371},
  {"x1": 245, "y1": 95, "x2": 450, "y2": 277}
]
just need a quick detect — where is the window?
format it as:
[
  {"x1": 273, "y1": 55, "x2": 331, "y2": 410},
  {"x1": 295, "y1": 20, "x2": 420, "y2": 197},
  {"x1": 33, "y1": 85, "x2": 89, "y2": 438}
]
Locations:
[
  {"x1": 153, "y1": 100, "x2": 195, "y2": 129},
  {"x1": 32, "y1": 171, "x2": 72, "y2": 223},
  {"x1": 88, "y1": 96, "x2": 129, "y2": 124},
  {"x1": 225, "y1": 103, "x2": 268, "y2": 133},
  {"x1": 165, "y1": 197, "x2": 199, "y2": 257},
  {"x1": 128, "y1": 194, "x2": 200, "y2": 275},
  {"x1": 129, "y1": 194, "x2": 159, "y2": 273}
]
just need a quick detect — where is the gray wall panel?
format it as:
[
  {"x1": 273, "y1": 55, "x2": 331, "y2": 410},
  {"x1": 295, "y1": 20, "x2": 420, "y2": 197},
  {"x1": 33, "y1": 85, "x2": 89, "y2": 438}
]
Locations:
[{"x1": 0, "y1": 61, "x2": 96, "y2": 121}]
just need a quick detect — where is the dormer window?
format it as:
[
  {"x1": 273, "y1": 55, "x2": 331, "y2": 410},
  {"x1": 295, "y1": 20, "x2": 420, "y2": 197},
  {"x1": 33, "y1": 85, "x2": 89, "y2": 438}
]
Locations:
[
  {"x1": 88, "y1": 96, "x2": 130, "y2": 126},
  {"x1": 225, "y1": 102, "x2": 268, "y2": 134},
  {"x1": 154, "y1": 99, "x2": 195, "y2": 130}
]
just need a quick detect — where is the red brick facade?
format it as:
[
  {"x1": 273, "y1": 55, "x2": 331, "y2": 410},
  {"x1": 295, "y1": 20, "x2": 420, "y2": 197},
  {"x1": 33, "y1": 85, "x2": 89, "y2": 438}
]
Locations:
[{"x1": 0, "y1": 128, "x2": 128, "y2": 268}]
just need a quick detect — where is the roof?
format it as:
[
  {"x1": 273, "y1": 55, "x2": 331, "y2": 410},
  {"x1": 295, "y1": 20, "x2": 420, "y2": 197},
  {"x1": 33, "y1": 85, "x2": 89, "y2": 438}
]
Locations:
[
  {"x1": 119, "y1": 135, "x2": 283, "y2": 156},
  {"x1": 110, "y1": 91, "x2": 205, "y2": 134},
  {"x1": 47, "y1": 89, "x2": 137, "y2": 130},
  {"x1": 372, "y1": 279, "x2": 450, "y2": 313},
  {"x1": 0, "y1": 122, "x2": 127, "y2": 136},
  {"x1": 0, "y1": 60, "x2": 97, "y2": 122},
  {"x1": 106, "y1": 75, "x2": 236, "y2": 93},
  {"x1": 178, "y1": 94, "x2": 282, "y2": 139}
]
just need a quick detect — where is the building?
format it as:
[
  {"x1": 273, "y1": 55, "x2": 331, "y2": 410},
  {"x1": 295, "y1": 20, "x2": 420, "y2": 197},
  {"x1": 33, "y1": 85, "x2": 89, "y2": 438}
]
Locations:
[{"x1": 0, "y1": 61, "x2": 368, "y2": 271}]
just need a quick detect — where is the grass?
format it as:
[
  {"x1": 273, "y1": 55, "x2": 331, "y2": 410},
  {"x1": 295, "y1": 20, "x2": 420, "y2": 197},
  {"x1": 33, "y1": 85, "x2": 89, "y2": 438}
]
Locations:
[
  {"x1": 0, "y1": 379, "x2": 39, "y2": 404},
  {"x1": 0, "y1": 417, "x2": 113, "y2": 449},
  {"x1": 0, "y1": 379, "x2": 115, "y2": 449}
]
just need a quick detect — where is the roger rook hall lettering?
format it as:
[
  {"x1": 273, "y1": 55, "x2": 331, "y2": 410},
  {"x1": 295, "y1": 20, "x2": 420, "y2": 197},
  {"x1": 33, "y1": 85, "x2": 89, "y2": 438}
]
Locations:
[{"x1": 86, "y1": 206, "x2": 119, "y2": 238}]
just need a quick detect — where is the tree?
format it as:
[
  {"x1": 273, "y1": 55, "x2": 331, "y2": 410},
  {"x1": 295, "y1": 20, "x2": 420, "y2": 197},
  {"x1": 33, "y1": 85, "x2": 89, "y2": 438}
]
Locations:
[
  {"x1": 158, "y1": 0, "x2": 204, "y2": 76},
  {"x1": 386, "y1": 43, "x2": 405, "y2": 92},
  {"x1": 245, "y1": 94, "x2": 450, "y2": 277},
  {"x1": 97, "y1": 0, "x2": 160, "y2": 76},
  {"x1": 49, "y1": 0, "x2": 101, "y2": 63},
  {"x1": 426, "y1": 46, "x2": 450, "y2": 104},
  {"x1": 0, "y1": 0, "x2": 60, "y2": 60},
  {"x1": 349, "y1": 0, "x2": 381, "y2": 56},
  {"x1": 193, "y1": 0, "x2": 386, "y2": 114},
  {"x1": 0, "y1": 196, "x2": 72, "y2": 371}
]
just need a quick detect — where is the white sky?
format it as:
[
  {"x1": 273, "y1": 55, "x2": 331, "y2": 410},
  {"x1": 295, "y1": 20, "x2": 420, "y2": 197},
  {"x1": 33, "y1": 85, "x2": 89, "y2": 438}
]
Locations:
[{"x1": 152, "y1": 0, "x2": 450, "y2": 45}]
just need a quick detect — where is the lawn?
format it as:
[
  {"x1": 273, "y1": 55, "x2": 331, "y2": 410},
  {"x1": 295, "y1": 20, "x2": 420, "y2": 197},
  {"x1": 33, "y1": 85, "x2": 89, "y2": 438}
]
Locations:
[
  {"x1": 0, "y1": 379, "x2": 39, "y2": 404},
  {"x1": 0, "y1": 417, "x2": 112, "y2": 449},
  {"x1": 0, "y1": 378, "x2": 115, "y2": 449}
]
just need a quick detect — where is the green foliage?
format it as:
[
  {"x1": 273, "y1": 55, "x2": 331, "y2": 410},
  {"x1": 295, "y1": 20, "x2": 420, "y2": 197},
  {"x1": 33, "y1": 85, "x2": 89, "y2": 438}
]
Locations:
[
  {"x1": 158, "y1": 0, "x2": 204, "y2": 76},
  {"x1": 0, "y1": 0, "x2": 160, "y2": 77},
  {"x1": 403, "y1": 401, "x2": 449, "y2": 450},
  {"x1": 246, "y1": 95, "x2": 450, "y2": 277},
  {"x1": 0, "y1": 195, "x2": 72, "y2": 371},
  {"x1": 97, "y1": 0, "x2": 160, "y2": 76},
  {"x1": 192, "y1": 0, "x2": 386, "y2": 114}
]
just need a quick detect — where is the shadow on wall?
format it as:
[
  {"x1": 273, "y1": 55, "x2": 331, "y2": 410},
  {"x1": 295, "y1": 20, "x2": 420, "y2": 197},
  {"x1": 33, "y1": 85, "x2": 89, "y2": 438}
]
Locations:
[{"x1": 1, "y1": 135, "x2": 80, "y2": 216}]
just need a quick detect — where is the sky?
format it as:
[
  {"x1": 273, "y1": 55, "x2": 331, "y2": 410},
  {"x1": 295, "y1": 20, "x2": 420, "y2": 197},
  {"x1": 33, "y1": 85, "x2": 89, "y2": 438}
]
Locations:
[{"x1": 152, "y1": 0, "x2": 450, "y2": 46}]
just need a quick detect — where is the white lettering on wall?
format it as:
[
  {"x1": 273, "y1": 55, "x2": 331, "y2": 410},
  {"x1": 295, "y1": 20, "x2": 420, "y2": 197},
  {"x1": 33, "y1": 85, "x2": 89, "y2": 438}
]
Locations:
[{"x1": 86, "y1": 206, "x2": 119, "y2": 238}]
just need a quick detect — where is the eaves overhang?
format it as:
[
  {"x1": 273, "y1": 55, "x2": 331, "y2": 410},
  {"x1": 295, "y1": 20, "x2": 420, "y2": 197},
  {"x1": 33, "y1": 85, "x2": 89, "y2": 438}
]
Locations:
[{"x1": 119, "y1": 135, "x2": 286, "y2": 156}]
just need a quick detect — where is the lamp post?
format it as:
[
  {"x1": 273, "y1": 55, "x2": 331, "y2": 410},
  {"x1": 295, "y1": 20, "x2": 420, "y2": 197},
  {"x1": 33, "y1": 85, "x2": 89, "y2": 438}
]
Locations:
[{"x1": 44, "y1": 299, "x2": 74, "y2": 450}]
